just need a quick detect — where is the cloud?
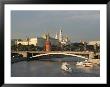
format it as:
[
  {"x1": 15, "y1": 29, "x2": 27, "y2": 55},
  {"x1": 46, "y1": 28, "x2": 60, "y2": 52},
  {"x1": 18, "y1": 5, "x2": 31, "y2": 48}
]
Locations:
[{"x1": 11, "y1": 10, "x2": 100, "y2": 41}]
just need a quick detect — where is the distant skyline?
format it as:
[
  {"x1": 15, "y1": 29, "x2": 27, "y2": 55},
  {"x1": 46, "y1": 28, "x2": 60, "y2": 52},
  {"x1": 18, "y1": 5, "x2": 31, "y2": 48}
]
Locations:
[{"x1": 11, "y1": 10, "x2": 100, "y2": 42}]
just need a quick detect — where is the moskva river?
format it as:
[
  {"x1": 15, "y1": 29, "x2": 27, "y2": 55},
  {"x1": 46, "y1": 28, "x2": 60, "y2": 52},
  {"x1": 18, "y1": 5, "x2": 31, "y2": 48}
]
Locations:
[{"x1": 11, "y1": 57, "x2": 100, "y2": 77}]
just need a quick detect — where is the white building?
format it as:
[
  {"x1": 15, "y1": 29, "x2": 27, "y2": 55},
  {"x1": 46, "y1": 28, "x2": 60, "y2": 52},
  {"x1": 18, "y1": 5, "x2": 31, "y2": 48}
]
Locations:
[
  {"x1": 16, "y1": 38, "x2": 37, "y2": 46},
  {"x1": 30, "y1": 38, "x2": 38, "y2": 46},
  {"x1": 88, "y1": 41, "x2": 100, "y2": 46},
  {"x1": 55, "y1": 29, "x2": 70, "y2": 45},
  {"x1": 17, "y1": 40, "x2": 28, "y2": 45},
  {"x1": 16, "y1": 37, "x2": 59, "y2": 47}
]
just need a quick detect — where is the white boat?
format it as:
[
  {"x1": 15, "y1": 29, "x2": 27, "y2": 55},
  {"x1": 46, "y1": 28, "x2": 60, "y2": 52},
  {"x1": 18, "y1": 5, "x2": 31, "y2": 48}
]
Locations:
[
  {"x1": 61, "y1": 62, "x2": 72, "y2": 72},
  {"x1": 76, "y1": 62, "x2": 84, "y2": 66},
  {"x1": 76, "y1": 60, "x2": 93, "y2": 67},
  {"x1": 83, "y1": 62, "x2": 93, "y2": 67}
]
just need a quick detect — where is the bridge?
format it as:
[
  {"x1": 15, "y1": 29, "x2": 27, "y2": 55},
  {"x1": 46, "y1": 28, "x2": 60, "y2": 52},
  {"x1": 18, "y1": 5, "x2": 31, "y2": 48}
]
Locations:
[
  {"x1": 11, "y1": 51, "x2": 98, "y2": 60},
  {"x1": 32, "y1": 52, "x2": 89, "y2": 59}
]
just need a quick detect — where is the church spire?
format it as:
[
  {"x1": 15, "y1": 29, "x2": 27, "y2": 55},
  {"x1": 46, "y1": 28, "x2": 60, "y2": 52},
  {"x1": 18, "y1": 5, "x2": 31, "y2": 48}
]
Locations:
[
  {"x1": 46, "y1": 33, "x2": 49, "y2": 41},
  {"x1": 55, "y1": 32, "x2": 58, "y2": 39},
  {"x1": 59, "y1": 29, "x2": 63, "y2": 42}
]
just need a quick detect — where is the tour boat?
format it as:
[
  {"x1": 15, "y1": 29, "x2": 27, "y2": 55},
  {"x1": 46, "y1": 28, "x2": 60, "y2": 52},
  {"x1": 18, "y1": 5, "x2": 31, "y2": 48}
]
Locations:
[
  {"x1": 76, "y1": 62, "x2": 84, "y2": 66},
  {"x1": 76, "y1": 60, "x2": 93, "y2": 67},
  {"x1": 61, "y1": 62, "x2": 72, "y2": 72},
  {"x1": 83, "y1": 62, "x2": 93, "y2": 67}
]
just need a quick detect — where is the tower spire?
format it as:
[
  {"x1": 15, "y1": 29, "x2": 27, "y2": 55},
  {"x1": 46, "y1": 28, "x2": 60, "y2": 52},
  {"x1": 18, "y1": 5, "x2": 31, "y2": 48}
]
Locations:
[
  {"x1": 59, "y1": 29, "x2": 63, "y2": 42},
  {"x1": 46, "y1": 33, "x2": 49, "y2": 41},
  {"x1": 55, "y1": 32, "x2": 58, "y2": 39}
]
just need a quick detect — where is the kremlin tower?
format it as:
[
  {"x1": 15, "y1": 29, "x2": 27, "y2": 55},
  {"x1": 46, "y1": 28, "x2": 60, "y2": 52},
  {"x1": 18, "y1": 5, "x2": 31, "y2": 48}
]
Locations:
[{"x1": 44, "y1": 34, "x2": 51, "y2": 51}]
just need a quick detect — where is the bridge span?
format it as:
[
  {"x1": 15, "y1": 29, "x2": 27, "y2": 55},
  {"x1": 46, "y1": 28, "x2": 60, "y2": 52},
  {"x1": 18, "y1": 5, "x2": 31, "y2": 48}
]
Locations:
[
  {"x1": 11, "y1": 51, "x2": 98, "y2": 59},
  {"x1": 32, "y1": 52, "x2": 88, "y2": 59}
]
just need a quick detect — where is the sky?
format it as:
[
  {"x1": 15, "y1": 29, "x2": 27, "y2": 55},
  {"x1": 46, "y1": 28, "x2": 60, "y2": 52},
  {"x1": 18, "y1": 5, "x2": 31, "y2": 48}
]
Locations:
[{"x1": 11, "y1": 10, "x2": 100, "y2": 42}]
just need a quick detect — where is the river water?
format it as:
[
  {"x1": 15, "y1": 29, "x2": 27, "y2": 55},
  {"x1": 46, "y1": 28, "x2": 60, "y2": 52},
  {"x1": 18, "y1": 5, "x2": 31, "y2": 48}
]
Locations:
[{"x1": 11, "y1": 57, "x2": 100, "y2": 77}]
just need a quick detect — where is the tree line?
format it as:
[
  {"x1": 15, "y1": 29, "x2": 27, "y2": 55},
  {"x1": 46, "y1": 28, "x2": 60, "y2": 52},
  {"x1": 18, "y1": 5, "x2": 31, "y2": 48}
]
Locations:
[{"x1": 11, "y1": 42, "x2": 99, "y2": 52}]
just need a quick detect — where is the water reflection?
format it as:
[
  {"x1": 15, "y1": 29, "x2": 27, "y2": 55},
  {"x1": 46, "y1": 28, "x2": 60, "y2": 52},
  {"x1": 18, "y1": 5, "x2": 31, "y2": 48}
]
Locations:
[{"x1": 11, "y1": 57, "x2": 100, "y2": 77}]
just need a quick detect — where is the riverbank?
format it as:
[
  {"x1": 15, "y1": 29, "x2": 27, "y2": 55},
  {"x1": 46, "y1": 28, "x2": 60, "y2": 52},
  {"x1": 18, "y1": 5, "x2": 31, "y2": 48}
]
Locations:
[{"x1": 88, "y1": 59, "x2": 100, "y2": 65}]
